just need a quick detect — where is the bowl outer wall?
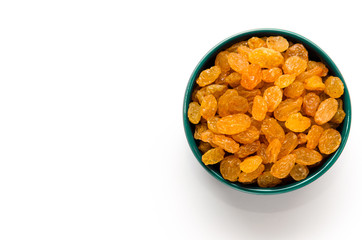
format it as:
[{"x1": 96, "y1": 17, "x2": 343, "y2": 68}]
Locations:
[{"x1": 183, "y1": 28, "x2": 351, "y2": 195}]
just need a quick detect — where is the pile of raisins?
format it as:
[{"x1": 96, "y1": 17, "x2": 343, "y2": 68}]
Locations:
[{"x1": 188, "y1": 36, "x2": 345, "y2": 188}]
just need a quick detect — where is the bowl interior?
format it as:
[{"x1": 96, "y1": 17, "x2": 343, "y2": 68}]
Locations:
[{"x1": 183, "y1": 29, "x2": 351, "y2": 194}]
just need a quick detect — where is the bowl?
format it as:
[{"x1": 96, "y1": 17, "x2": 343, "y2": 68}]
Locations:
[{"x1": 183, "y1": 28, "x2": 351, "y2": 194}]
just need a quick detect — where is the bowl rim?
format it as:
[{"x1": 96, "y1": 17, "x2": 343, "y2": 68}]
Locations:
[{"x1": 183, "y1": 28, "x2": 351, "y2": 195}]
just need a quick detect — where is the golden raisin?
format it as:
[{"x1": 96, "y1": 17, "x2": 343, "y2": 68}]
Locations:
[
  {"x1": 235, "y1": 141, "x2": 260, "y2": 158},
  {"x1": 282, "y1": 56, "x2": 307, "y2": 76},
  {"x1": 248, "y1": 47, "x2": 284, "y2": 68},
  {"x1": 257, "y1": 171, "x2": 282, "y2": 188},
  {"x1": 314, "y1": 98, "x2": 338, "y2": 125},
  {"x1": 217, "y1": 89, "x2": 238, "y2": 117},
  {"x1": 239, "y1": 155, "x2": 263, "y2": 173},
  {"x1": 212, "y1": 134, "x2": 240, "y2": 153},
  {"x1": 215, "y1": 51, "x2": 231, "y2": 73},
  {"x1": 290, "y1": 164, "x2": 309, "y2": 181},
  {"x1": 275, "y1": 74, "x2": 296, "y2": 88},
  {"x1": 318, "y1": 128, "x2": 342, "y2": 154},
  {"x1": 225, "y1": 72, "x2": 242, "y2": 88},
  {"x1": 198, "y1": 142, "x2": 212, "y2": 153},
  {"x1": 278, "y1": 132, "x2": 298, "y2": 159},
  {"x1": 200, "y1": 95, "x2": 217, "y2": 120},
  {"x1": 231, "y1": 126, "x2": 260, "y2": 144},
  {"x1": 227, "y1": 52, "x2": 249, "y2": 74},
  {"x1": 266, "y1": 139, "x2": 282, "y2": 163},
  {"x1": 217, "y1": 113, "x2": 251, "y2": 135},
  {"x1": 304, "y1": 76, "x2": 326, "y2": 91},
  {"x1": 220, "y1": 156, "x2": 241, "y2": 181},
  {"x1": 261, "y1": 118, "x2": 285, "y2": 143},
  {"x1": 261, "y1": 67, "x2": 283, "y2": 83},
  {"x1": 306, "y1": 125, "x2": 324, "y2": 150},
  {"x1": 196, "y1": 66, "x2": 221, "y2": 87},
  {"x1": 252, "y1": 95, "x2": 268, "y2": 121},
  {"x1": 194, "y1": 123, "x2": 208, "y2": 140},
  {"x1": 274, "y1": 97, "x2": 303, "y2": 121},
  {"x1": 292, "y1": 147, "x2": 322, "y2": 165},
  {"x1": 331, "y1": 99, "x2": 345, "y2": 124},
  {"x1": 238, "y1": 164, "x2": 265, "y2": 183},
  {"x1": 257, "y1": 143, "x2": 268, "y2": 164},
  {"x1": 271, "y1": 154, "x2": 296, "y2": 179},
  {"x1": 188, "y1": 102, "x2": 201, "y2": 124},
  {"x1": 263, "y1": 86, "x2": 283, "y2": 112},
  {"x1": 285, "y1": 43, "x2": 308, "y2": 61},
  {"x1": 297, "y1": 133, "x2": 307, "y2": 145},
  {"x1": 202, "y1": 147, "x2": 225, "y2": 165},
  {"x1": 303, "y1": 92, "x2": 320, "y2": 117},
  {"x1": 266, "y1": 36, "x2": 289, "y2": 52},
  {"x1": 285, "y1": 112, "x2": 311, "y2": 132},
  {"x1": 307, "y1": 61, "x2": 328, "y2": 76},
  {"x1": 207, "y1": 116, "x2": 221, "y2": 134},
  {"x1": 248, "y1": 37, "x2": 266, "y2": 49},
  {"x1": 324, "y1": 76, "x2": 344, "y2": 98},
  {"x1": 241, "y1": 64, "x2": 262, "y2": 90},
  {"x1": 284, "y1": 81, "x2": 305, "y2": 98}
]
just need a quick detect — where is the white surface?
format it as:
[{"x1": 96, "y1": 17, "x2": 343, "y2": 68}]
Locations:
[{"x1": 0, "y1": 1, "x2": 360, "y2": 239}]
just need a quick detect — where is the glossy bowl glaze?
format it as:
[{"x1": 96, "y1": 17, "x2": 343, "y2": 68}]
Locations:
[{"x1": 183, "y1": 29, "x2": 351, "y2": 194}]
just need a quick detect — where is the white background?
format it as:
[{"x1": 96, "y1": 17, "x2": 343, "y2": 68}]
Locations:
[{"x1": 0, "y1": 1, "x2": 360, "y2": 239}]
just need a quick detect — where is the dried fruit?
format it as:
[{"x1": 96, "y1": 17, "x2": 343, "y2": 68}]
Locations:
[
  {"x1": 225, "y1": 72, "x2": 242, "y2": 88},
  {"x1": 228, "y1": 52, "x2": 249, "y2": 74},
  {"x1": 285, "y1": 43, "x2": 308, "y2": 61},
  {"x1": 261, "y1": 118, "x2": 285, "y2": 143},
  {"x1": 331, "y1": 99, "x2": 345, "y2": 124},
  {"x1": 198, "y1": 142, "x2": 212, "y2": 153},
  {"x1": 220, "y1": 156, "x2": 241, "y2": 181},
  {"x1": 284, "y1": 81, "x2": 305, "y2": 98},
  {"x1": 278, "y1": 132, "x2": 298, "y2": 159},
  {"x1": 200, "y1": 95, "x2": 217, "y2": 120},
  {"x1": 217, "y1": 113, "x2": 251, "y2": 135},
  {"x1": 282, "y1": 56, "x2": 307, "y2": 76},
  {"x1": 257, "y1": 171, "x2": 282, "y2": 188},
  {"x1": 266, "y1": 139, "x2": 282, "y2": 163},
  {"x1": 257, "y1": 143, "x2": 268, "y2": 164},
  {"x1": 314, "y1": 98, "x2": 338, "y2": 125},
  {"x1": 303, "y1": 92, "x2": 320, "y2": 117},
  {"x1": 324, "y1": 76, "x2": 344, "y2": 98},
  {"x1": 213, "y1": 134, "x2": 240, "y2": 153},
  {"x1": 231, "y1": 126, "x2": 260, "y2": 144},
  {"x1": 290, "y1": 164, "x2": 309, "y2": 181},
  {"x1": 252, "y1": 95, "x2": 268, "y2": 121},
  {"x1": 266, "y1": 36, "x2": 289, "y2": 52},
  {"x1": 188, "y1": 102, "x2": 201, "y2": 124},
  {"x1": 306, "y1": 125, "x2": 324, "y2": 150},
  {"x1": 275, "y1": 74, "x2": 296, "y2": 88},
  {"x1": 248, "y1": 47, "x2": 284, "y2": 68},
  {"x1": 304, "y1": 76, "x2": 326, "y2": 91},
  {"x1": 227, "y1": 95, "x2": 249, "y2": 114},
  {"x1": 292, "y1": 147, "x2": 322, "y2": 165},
  {"x1": 285, "y1": 112, "x2": 311, "y2": 132},
  {"x1": 238, "y1": 164, "x2": 265, "y2": 183},
  {"x1": 202, "y1": 147, "x2": 225, "y2": 165},
  {"x1": 188, "y1": 36, "x2": 345, "y2": 187},
  {"x1": 263, "y1": 86, "x2": 283, "y2": 112},
  {"x1": 215, "y1": 51, "x2": 231, "y2": 73},
  {"x1": 239, "y1": 156, "x2": 263, "y2": 173},
  {"x1": 307, "y1": 61, "x2": 328, "y2": 76},
  {"x1": 262, "y1": 67, "x2": 283, "y2": 83},
  {"x1": 248, "y1": 37, "x2": 266, "y2": 49},
  {"x1": 274, "y1": 97, "x2": 303, "y2": 121},
  {"x1": 271, "y1": 154, "x2": 296, "y2": 179},
  {"x1": 318, "y1": 129, "x2": 341, "y2": 154},
  {"x1": 196, "y1": 66, "x2": 221, "y2": 87},
  {"x1": 297, "y1": 133, "x2": 307, "y2": 145},
  {"x1": 207, "y1": 116, "x2": 221, "y2": 134},
  {"x1": 194, "y1": 123, "x2": 208, "y2": 140},
  {"x1": 235, "y1": 141, "x2": 260, "y2": 158},
  {"x1": 241, "y1": 63, "x2": 262, "y2": 90}
]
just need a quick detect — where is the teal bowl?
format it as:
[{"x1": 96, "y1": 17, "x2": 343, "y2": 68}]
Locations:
[{"x1": 183, "y1": 29, "x2": 351, "y2": 194}]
